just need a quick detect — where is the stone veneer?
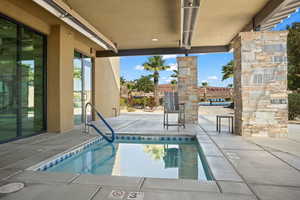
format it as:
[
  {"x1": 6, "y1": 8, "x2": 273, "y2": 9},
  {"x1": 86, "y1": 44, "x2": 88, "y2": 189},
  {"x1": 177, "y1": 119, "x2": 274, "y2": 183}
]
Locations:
[
  {"x1": 177, "y1": 56, "x2": 198, "y2": 124},
  {"x1": 233, "y1": 31, "x2": 288, "y2": 137}
]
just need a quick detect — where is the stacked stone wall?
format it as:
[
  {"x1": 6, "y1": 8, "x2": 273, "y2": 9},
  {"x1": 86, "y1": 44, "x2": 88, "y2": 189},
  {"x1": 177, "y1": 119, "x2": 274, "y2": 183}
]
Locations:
[
  {"x1": 234, "y1": 31, "x2": 288, "y2": 137},
  {"x1": 177, "y1": 56, "x2": 198, "y2": 124}
]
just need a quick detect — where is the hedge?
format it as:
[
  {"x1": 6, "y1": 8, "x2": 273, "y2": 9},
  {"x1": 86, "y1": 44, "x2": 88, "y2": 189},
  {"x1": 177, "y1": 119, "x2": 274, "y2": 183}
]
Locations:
[{"x1": 288, "y1": 93, "x2": 300, "y2": 120}]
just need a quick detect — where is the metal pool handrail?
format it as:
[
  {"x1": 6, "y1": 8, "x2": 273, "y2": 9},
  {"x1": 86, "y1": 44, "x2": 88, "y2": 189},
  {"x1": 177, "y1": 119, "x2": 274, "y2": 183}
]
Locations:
[{"x1": 84, "y1": 102, "x2": 115, "y2": 143}]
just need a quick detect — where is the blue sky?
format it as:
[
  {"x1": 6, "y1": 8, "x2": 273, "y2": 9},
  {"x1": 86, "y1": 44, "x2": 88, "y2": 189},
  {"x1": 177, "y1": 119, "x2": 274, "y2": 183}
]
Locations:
[{"x1": 121, "y1": 9, "x2": 300, "y2": 87}]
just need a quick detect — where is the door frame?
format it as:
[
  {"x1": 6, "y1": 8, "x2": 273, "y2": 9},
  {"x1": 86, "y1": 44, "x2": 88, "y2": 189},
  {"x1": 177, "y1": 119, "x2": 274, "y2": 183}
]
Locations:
[
  {"x1": 0, "y1": 13, "x2": 47, "y2": 143},
  {"x1": 73, "y1": 51, "x2": 93, "y2": 125}
]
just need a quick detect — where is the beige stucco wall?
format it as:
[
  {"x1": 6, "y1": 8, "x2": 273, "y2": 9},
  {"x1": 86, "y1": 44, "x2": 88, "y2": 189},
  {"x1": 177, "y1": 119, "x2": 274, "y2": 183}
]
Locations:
[
  {"x1": 0, "y1": 0, "x2": 120, "y2": 132},
  {"x1": 48, "y1": 25, "x2": 74, "y2": 132},
  {"x1": 94, "y1": 58, "x2": 120, "y2": 118}
]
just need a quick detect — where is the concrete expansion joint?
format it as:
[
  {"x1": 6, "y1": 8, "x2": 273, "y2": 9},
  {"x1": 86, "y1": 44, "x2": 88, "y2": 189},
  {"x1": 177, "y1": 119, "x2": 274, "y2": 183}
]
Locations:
[
  {"x1": 138, "y1": 178, "x2": 146, "y2": 191},
  {"x1": 214, "y1": 180, "x2": 223, "y2": 193},
  {"x1": 67, "y1": 173, "x2": 81, "y2": 184},
  {"x1": 198, "y1": 124, "x2": 261, "y2": 200},
  {"x1": 248, "y1": 182, "x2": 300, "y2": 189},
  {"x1": 0, "y1": 170, "x2": 23, "y2": 182},
  {"x1": 90, "y1": 185, "x2": 102, "y2": 200},
  {"x1": 247, "y1": 140, "x2": 300, "y2": 173},
  {"x1": 117, "y1": 119, "x2": 141, "y2": 131}
]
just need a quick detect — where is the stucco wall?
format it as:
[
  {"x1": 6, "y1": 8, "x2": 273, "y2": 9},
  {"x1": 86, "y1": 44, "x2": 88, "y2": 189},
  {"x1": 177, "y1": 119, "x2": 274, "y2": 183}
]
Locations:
[
  {"x1": 0, "y1": 0, "x2": 120, "y2": 132},
  {"x1": 94, "y1": 58, "x2": 120, "y2": 118}
]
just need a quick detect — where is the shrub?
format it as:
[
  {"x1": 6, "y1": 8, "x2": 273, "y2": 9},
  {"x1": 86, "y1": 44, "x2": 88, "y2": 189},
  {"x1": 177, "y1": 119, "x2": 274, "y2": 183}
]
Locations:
[
  {"x1": 130, "y1": 98, "x2": 144, "y2": 108},
  {"x1": 127, "y1": 107, "x2": 135, "y2": 112},
  {"x1": 120, "y1": 97, "x2": 127, "y2": 107},
  {"x1": 145, "y1": 96, "x2": 156, "y2": 109},
  {"x1": 288, "y1": 93, "x2": 300, "y2": 120}
]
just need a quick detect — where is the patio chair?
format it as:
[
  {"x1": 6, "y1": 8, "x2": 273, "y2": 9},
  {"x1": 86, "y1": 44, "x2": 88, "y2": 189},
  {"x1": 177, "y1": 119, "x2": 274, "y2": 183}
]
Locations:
[{"x1": 163, "y1": 92, "x2": 185, "y2": 129}]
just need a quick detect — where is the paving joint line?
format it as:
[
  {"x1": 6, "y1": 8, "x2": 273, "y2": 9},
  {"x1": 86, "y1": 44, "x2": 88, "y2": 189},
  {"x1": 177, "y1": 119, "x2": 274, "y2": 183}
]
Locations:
[
  {"x1": 247, "y1": 140, "x2": 300, "y2": 173},
  {"x1": 198, "y1": 124, "x2": 261, "y2": 200},
  {"x1": 246, "y1": 182, "x2": 300, "y2": 189},
  {"x1": 138, "y1": 178, "x2": 146, "y2": 191},
  {"x1": 0, "y1": 170, "x2": 23, "y2": 181},
  {"x1": 116, "y1": 119, "x2": 141, "y2": 131},
  {"x1": 68, "y1": 173, "x2": 81, "y2": 184},
  {"x1": 215, "y1": 180, "x2": 223, "y2": 193},
  {"x1": 90, "y1": 185, "x2": 102, "y2": 200}
]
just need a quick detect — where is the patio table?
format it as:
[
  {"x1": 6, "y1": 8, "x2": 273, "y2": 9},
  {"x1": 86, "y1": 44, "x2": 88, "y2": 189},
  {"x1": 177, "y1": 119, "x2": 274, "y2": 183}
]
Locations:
[{"x1": 216, "y1": 115, "x2": 234, "y2": 134}]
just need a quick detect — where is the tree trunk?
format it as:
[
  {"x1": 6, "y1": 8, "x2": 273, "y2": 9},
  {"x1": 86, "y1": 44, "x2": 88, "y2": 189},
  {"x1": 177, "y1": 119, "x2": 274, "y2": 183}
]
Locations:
[{"x1": 153, "y1": 71, "x2": 159, "y2": 106}]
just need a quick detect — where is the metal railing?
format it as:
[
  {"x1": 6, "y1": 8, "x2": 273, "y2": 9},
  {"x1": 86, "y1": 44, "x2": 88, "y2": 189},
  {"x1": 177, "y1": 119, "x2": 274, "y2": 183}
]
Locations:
[{"x1": 84, "y1": 102, "x2": 115, "y2": 143}]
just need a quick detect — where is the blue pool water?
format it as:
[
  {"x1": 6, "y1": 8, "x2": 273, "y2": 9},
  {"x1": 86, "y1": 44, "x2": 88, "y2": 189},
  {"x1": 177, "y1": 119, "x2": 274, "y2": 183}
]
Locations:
[
  {"x1": 45, "y1": 138, "x2": 213, "y2": 181},
  {"x1": 199, "y1": 102, "x2": 232, "y2": 106}
]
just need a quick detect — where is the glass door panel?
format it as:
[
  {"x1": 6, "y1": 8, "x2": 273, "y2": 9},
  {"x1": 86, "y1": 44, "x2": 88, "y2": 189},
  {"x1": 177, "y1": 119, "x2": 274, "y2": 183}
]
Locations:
[
  {"x1": 0, "y1": 15, "x2": 46, "y2": 142},
  {"x1": 0, "y1": 17, "x2": 18, "y2": 141},
  {"x1": 73, "y1": 52, "x2": 83, "y2": 125},
  {"x1": 83, "y1": 56, "x2": 92, "y2": 121},
  {"x1": 20, "y1": 27, "x2": 45, "y2": 136},
  {"x1": 73, "y1": 52, "x2": 93, "y2": 125}
]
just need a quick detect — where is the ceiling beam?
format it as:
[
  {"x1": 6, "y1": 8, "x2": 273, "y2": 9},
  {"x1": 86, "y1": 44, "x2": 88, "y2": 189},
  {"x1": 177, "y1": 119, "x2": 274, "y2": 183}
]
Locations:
[
  {"x1": 262, "y1": 18, "x2": 285, "y2": 28},
  {"x1": 265, "y1": 12, "x2": 291, "y2": 24},
  {"x1": 241, "y1": 0, "x2": 286, "y2": 32},
  {"x1": 273, "y1": 6, "x2": 299, "y2": 17},
  {"x1": 96, "y1": 46, "x2": 229, "y2": 57},
  {"x1": 230, "y1": 0, "x2": 286, "y2": 48}
]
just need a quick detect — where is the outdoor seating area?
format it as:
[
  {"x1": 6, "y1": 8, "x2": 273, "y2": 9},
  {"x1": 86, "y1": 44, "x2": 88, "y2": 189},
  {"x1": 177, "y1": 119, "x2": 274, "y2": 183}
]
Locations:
[
  {"x1": 0, "y1": 111, "x2": 300, "y2": 199},
  {"x1": 0, "y1": 0, "x2": 300, "y2": 199},
  {"x1": 163, "y1": 92, "x2": 185, "y2": 129},
  {"x1": 216, "y1": 115, "x2": 234, "y2": 134}
]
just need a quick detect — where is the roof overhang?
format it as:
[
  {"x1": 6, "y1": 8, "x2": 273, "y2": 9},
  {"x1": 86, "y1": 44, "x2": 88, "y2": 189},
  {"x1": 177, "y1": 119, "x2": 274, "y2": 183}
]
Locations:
[
  {"x1": 96, "y1": 45, "x2": 229, "y2": 57},
  {"x1": 31, "y1": 0, "x2": 295, "y2": 57},
  {"x1": 32, "y1": 0, "x2": 117, "y2": 52},
  {"x1": 260, "y1": 0, "x2": 300, "y2": 31}
]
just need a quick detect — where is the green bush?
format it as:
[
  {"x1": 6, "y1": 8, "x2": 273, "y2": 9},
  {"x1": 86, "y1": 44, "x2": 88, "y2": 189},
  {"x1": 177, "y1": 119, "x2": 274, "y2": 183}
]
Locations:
[
  {"x1": 145, "y1": 96, "x2": 156, "y2": 109},
  {"x1": 288, "y1": 93, "x2": 300, "y2": 120},
  {"x1": 120, "y1": 97, "x2": 127, "y2": 107},
  {"x1": 127, "y1": 107, "x2": 135, "y2": 112},
  {"x1": 130, "y1": 98, "x2": 144, "y2": 108}
]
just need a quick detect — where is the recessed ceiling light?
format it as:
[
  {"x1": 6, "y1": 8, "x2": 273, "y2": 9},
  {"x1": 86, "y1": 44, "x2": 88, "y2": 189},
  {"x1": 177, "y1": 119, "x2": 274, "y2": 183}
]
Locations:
[{"x1": 152, "y1": 38, "x2": 158, "y2": 42}]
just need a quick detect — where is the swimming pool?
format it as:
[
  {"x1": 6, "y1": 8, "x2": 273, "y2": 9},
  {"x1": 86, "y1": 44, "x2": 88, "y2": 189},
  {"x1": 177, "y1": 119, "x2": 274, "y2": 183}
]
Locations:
[{"x1": 32, "y1": 135, "x2": 213, "y2": 181}]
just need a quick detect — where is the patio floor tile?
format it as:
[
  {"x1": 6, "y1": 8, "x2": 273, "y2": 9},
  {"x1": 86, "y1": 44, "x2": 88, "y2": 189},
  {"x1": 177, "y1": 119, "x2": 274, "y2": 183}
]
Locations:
[
  {"x1": 141, "y1": 178, "x2": 220, "y2": 192},
  {"x1": 72, "y1": 174, "x2": 143, "y2": 188}
]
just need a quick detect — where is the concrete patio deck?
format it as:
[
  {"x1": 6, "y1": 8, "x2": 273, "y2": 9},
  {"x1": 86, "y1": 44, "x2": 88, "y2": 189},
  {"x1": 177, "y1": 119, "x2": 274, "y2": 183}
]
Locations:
[{"x1": 0, "y1": 112, "x2": 300, "y2": 200}]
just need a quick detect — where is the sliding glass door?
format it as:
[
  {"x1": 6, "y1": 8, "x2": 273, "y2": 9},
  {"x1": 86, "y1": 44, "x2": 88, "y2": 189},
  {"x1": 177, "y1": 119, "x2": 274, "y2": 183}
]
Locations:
[
  {"x1": 20, "y1": 26, "x2": 45, "y2": 136},
  {"x1": 73, "y1": 52, "x2": 92, "y2": 125},
  {"x1": 0, "y1": 15, "x2": 46, "y2": 142},
  {"x1": 0, "y1": 17, "x2": 18, "y2": 141}
]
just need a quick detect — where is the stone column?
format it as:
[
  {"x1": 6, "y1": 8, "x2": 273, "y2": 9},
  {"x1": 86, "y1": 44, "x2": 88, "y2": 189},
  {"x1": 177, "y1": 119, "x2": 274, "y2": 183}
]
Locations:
[
  {"x1": 233, "y1": 31, "x2": 288, "y2": 137},
  {"x1": 177, "y1": 56, "x2": 198, "y2": 124}
]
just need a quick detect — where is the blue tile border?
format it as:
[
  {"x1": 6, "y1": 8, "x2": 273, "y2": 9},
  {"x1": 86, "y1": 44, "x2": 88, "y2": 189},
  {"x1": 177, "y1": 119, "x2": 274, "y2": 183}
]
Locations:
[{"x1": 32, "y1": 134, "x2": 196, "y2": 172}]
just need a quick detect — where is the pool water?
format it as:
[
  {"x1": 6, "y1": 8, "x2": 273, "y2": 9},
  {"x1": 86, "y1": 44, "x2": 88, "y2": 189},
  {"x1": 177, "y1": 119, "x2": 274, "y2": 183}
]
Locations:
[{"x1": 45, "y1": 139, "x2": 212, "y2": 181}]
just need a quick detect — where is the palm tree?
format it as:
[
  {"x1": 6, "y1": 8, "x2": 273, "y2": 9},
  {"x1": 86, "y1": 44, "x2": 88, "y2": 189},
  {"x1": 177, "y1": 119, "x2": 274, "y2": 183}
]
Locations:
[
  {"x1": 222, "y1": 60, "x2": 234, "y2": 81},
  {"x1": 201, "y1": 82, "x2": 208, "y2": 87},
  {"x1": 120, "y1": 76, "x2": 126, "y2": 86},
  {"x1": 142, "y1": 56, "x2": 170, "y2": 105},
  {"x1": 201, "y1": 82, "x2": 208, "y2": 101},
  {"x1": 170, "y1": 70, "x2": 178, "y2": 91}
]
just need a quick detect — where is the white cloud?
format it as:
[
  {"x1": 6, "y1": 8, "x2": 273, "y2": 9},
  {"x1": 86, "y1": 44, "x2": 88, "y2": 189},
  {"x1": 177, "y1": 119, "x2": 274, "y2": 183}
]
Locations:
[
  {"x1": 160, "y1": 76, "x2": 175, "y2": 84},
  {"x1": 207, "y1": 76, "x2": 218, "y2": 80},
  {"x1": 201, "y1": 80, "x2": 208, "y2": 83},
  {"x1": 162, "y1": 55, "x2": 177, "y2": 60},
  {"x1": 135, "y1": 65, "x2": 144, "y2": 70},
  {"x1": 167, "y1": 63, "x2": 178, "y2": 71}
]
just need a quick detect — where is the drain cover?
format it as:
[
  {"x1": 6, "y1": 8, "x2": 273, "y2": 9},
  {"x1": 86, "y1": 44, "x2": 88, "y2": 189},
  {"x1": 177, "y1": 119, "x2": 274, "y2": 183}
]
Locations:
[{"x1": 0, "y1": 183, "x2": 24, "y2": 194}]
